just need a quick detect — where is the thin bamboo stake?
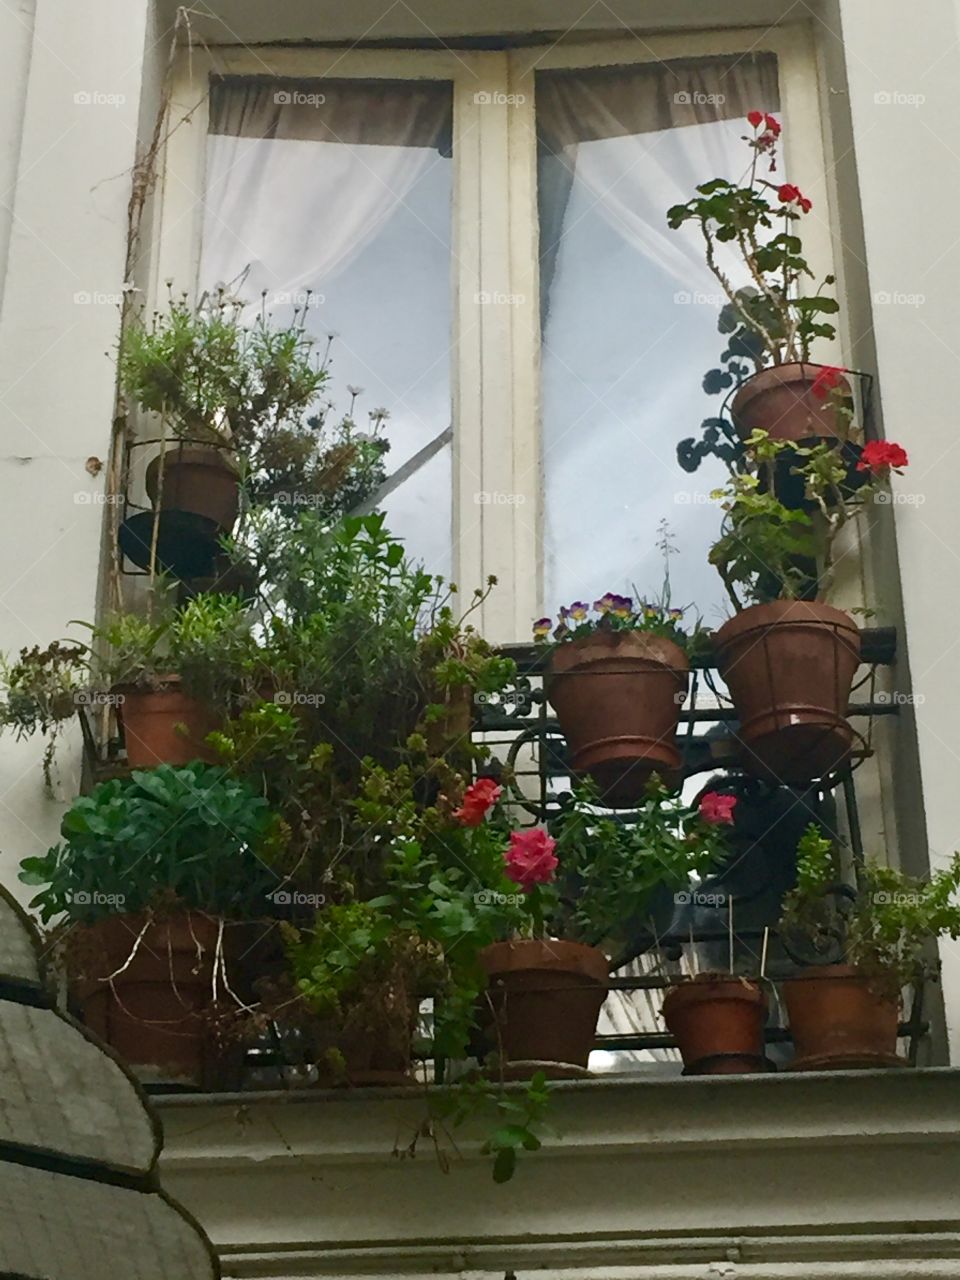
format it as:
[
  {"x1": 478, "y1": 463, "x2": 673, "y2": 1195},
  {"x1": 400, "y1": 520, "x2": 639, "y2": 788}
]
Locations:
[
  {"x1": 760, "y1": 926, "x2": 770, "y2": 980},
  {"x1": 728, "y1": 895, "x2": 735, "y2": 974}
]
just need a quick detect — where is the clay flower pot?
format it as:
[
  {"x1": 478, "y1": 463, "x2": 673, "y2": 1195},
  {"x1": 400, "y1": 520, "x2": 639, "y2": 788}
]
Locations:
[
  {"x1": 70, "y1": 912, "x2": 258, "y2": 1087},
  {"x1": 783, "y1": 963, "x2": 905, "y2": 1070},
  {"x1": 662, "y1": 973, "x2": 769, "y2": 1075},
  {"x1": 547, "y1": 631, "x2": 689, "y2": 806},
  {"x1": 145, "y1": 445, "x2": 240, "y2": 533},
  {"x1": 732, "y1": 362, "x2": 852, "y2": 443},
  {"x1": 713, "y1": 601, "x2": 861, "y2": 783},
  {"x1": 478, "y1": 939, "x2": 609, "y2": 1078},
  {"x1": 114, "y1": 676, "x2": 219, "y2": 767}
]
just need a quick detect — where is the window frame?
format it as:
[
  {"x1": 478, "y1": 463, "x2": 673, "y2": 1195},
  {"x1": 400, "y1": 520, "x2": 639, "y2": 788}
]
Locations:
[{"x1": 152, "y1": 24, "x2": 840, "y2": 643}]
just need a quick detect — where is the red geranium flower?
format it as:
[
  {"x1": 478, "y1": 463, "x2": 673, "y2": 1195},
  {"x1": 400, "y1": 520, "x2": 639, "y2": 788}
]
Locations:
[
  {"x1": 747, "y1": 110, "x2": 764, "y2": 128},
  {"x1": 453, "y1": 777, "x2": 502, "y2": 826},
  {"x1": 857, "y1": 440, "x2": 909, "y2": 473},
  {"x1": 810, "y1": 365, "x2": 848, "y2": 400},
  {"x1": 699, "y1": 792, "x2": 738, "y2": 825},
  {"x1": 765, "y1": 114, "x2": 782, "y2": 136},
  {"x1": 504, "y1": 828, "x2": 558, "y2": 890},
  {"x1": 778, "y1": 183, "x2": 812, "y2": 213}
]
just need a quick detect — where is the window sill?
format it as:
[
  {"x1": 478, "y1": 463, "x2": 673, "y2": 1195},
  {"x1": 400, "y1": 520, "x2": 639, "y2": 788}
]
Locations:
[{"x1": 156, "y1": 1068, "x2": 960, "y2": 1279}]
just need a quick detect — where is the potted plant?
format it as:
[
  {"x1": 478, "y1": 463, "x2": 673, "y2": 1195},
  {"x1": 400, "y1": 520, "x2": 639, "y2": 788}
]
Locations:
[
  {"x1": 0, "y1": 641, "x2": 89, "y2": 789},
  {"x1": 708, "y1": 431, "x2": 908, "y2": 781},
  {"x1": 119, "y1": 290, "x2": 325, "y2": 531},
  {"x1": 668, "y1": 112, "x2": 855, "y2": 444},
  {"x1": 91, "y1": 592, "x2": 255, "y2": 767},
  {"x1": 458, "y1": 775, "x2": 733, "y2": 1077},
  {"x1": 779, "y1": 824, "x2": 960, "y2": 1070},
  {"x1": 18, "y1": 761, "x2": 285, "y2": 1085},
  {"x1": 533, "y1": 590, "x2": 696, "y2": 807}
]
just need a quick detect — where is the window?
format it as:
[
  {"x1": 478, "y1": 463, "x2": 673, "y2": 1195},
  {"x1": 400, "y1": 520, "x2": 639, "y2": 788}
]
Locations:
[{"x1": 154, "y1": 27, "x2": 837, "y2": 641}]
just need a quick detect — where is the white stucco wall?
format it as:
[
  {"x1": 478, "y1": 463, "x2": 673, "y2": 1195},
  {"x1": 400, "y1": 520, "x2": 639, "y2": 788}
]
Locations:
[
  {"x1": 834, "y1": 0, "x2": 960, "y2": 1054},
  {"x1": 0, "y1": 0, "x2": 156, "y2": 901}
]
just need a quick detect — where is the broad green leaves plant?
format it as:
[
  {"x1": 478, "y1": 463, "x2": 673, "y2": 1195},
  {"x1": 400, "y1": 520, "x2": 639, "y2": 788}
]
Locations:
[{"x1": 19, "y1": 762, "x2": 285, "y2": 924}]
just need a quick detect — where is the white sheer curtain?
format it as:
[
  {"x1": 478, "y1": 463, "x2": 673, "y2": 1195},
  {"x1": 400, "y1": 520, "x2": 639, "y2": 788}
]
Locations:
[
  {"x1": 200, "y1": 80, "x2": 454, "y2": 577},
  {"x1": 537, "y1": 55, "x2": 781, "y2": 628}
]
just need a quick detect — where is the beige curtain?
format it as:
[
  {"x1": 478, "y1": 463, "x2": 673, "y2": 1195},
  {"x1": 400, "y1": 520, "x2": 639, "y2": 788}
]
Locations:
[
  {"x1": 537, "y1": 54, "x2": 782, "y2": 300},
  {"x1": 203, "y1": 79, "x2": 452, "y2": 296}
]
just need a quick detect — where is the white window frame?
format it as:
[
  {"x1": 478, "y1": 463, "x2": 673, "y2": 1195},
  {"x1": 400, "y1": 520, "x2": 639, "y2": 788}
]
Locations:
[{"x1": 151, "y1": 24, "x2": 838, "y2": 644}]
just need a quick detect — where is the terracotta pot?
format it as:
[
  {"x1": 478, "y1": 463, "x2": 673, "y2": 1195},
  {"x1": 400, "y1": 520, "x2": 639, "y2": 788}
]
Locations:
[
  {"x1": 783, "y1": 963, "x2": 905, "y2": 1070},
  {"x1": 731, "y1": 363, "x2": 853, "y2": 443},
  {"x1": 145, "y1": 445, "x2": 240, "y2": 533},
  {"x1": 547, "y1": 631, "x2": 689, "y2": 806},
  {"x1": 70, "y1": 912, "x2": 259, "y2": 1087},
  {"x1": 478, "y1": 939, "x2": 608, "y2": 1078},
  {"x1": 713, "y1": 601, "x2": 861, "y2": 783},
  {"x1": 662, "y1": 974, "x2": 769, "y2": 1075},
  {"x1": 114, "y1": 677, "x2": 219, "y2": 767}
]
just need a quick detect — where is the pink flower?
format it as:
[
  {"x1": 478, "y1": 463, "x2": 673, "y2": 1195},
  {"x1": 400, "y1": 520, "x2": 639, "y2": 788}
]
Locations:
[
  {"x1": 454, "y1": 777, "x2": 502, "y2": 826},
  {"x1": 504, "y1": 828, "x2": 558, "y2": 890},
  {"x1": 699, "y1": 792, "x2": 737, "y2": 825}
]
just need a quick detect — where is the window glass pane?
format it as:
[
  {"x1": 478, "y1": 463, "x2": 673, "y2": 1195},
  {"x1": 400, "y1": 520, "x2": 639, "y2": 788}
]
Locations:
[
  {"x1": 537, "y1": 56, "x2": 780, "y2": 625},
  {"x1": 201, "y1": 79, "x2": 454, "y2": 577}
]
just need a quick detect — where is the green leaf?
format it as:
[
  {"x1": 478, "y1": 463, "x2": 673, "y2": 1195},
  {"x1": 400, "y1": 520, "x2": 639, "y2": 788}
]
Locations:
[{"x1": 492, "y1": 1146, "x2": 517, "y2": 1183}]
